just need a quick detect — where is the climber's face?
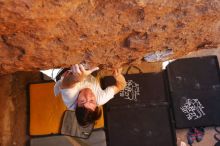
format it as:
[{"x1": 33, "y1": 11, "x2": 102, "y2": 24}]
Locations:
[{"x1": 77, "y1": 88, "x2": 97, "y2": 111}]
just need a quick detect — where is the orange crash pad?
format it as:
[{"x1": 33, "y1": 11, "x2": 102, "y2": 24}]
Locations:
[{"x1": 29, "y1": 82, "x2": 104, "y2": 136}]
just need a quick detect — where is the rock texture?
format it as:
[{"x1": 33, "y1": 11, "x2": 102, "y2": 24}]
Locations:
[
  {"x1": 0, "y1": 0, "x2": 220, "y2": 74},
  {"x1": 0, "y1": 75, "x2": 13, "y2": 146},
  {"x1": 0, "y1": 72, "x2": 42, "y2": 146}
]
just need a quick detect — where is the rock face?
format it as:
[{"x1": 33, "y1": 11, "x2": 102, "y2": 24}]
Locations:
[{"x1": 0, "y1": 0, "x2": 220, "y2": 74}]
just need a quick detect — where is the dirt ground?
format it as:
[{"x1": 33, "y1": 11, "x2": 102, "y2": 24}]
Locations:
[
  {"x1": 176, "y1": 127, "x2": 218, "y2": 146},
  {"x1": 0, "y1": 72, "x2": 43, "y2": 146}
]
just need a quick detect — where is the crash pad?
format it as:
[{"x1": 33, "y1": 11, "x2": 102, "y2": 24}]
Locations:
[
  {"x1": 31, "y1": 136, "x2": 81, "y2": 146},
  {"x1": 29, "y1": 82, "x2": 104, "y2": 136},
  {"x1": 166, "y1": 56, "x2": 220, "y2": 128},
  {"x1": 105, "y1": 105, "x2": 176, "y2": 146},
  {"x1": 29, "y1": 82, "x2": 67, "y2": 135},
  {"x1": 101, "y1": 71, "x2": 168, "y2": 107},
  {"x1": 31, "y1": 130, "x2": 107, "y2": 146},
  {"x1": 102, "y1": 72, "x2": 176, "y2": 146}
]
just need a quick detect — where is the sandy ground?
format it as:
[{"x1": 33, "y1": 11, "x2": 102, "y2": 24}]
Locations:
[{"x1": 176, "y1": 127, "x2": 218, "y2": 146}]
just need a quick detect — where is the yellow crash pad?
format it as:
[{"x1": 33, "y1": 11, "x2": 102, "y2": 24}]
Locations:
[{"x1": 29, "y1": 82, "x2": 104, "y2": 136}]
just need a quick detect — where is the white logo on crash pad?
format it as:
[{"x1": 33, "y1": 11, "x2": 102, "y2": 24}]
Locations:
[
  {"x1": 119, "y1": 80, "x2": 140, "y2": 101},
  {"x1": 180, "y1": 98, "x2": 206, "y2": 120}
]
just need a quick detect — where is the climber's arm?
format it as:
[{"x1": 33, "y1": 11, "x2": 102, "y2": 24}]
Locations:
[{"x1": 111, "y1": 68, "x2": 126, "y2": 94}]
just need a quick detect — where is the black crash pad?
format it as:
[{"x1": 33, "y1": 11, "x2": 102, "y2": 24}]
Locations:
[
  {"x1": 105, "y1": 106, "x2": 176, "y2": 146},
  {"x1": 101, "y1": 71, "x2": 168, "y2": 108},
  {"x1": 171, "y1": 90, "x2": 220, "y2": 128},
  {"x1": 167, "y1": 56, "x2": 220, "y2": 91},
  {"x1": 166, "y1": 56, "x2": 220, "y2": 128},
  {"x1": 102, "y1": 72, "x2": 176, "y2": 146}
]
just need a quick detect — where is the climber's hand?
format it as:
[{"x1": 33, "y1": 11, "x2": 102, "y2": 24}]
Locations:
[
  {"x1": 112, "y1": 68, "x2": 126, "y2": 94},
  {"x1": 71, "y1": 64, "x2": 99, "y2": 77},
  {"x1": 113, "y1": 68, "x2": 123, "y2": 77}
]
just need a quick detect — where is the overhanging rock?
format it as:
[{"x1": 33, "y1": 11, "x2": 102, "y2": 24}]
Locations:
[{"x1": 0, "y1": 0, "x2": 219, "y2": 74}]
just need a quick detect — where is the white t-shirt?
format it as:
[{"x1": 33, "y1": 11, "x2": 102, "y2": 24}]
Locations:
[{"x1": 54, "y1": 75, "x2": 115, "y2": 110}]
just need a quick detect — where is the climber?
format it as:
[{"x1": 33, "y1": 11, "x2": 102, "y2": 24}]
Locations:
[{"x1": 54, "y1": 64, "x2": 126, "y2": 126}]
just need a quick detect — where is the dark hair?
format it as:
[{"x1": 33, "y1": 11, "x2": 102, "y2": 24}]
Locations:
[{"x1": 75, "y1": 106, "x2": 102, "y2": 126}]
